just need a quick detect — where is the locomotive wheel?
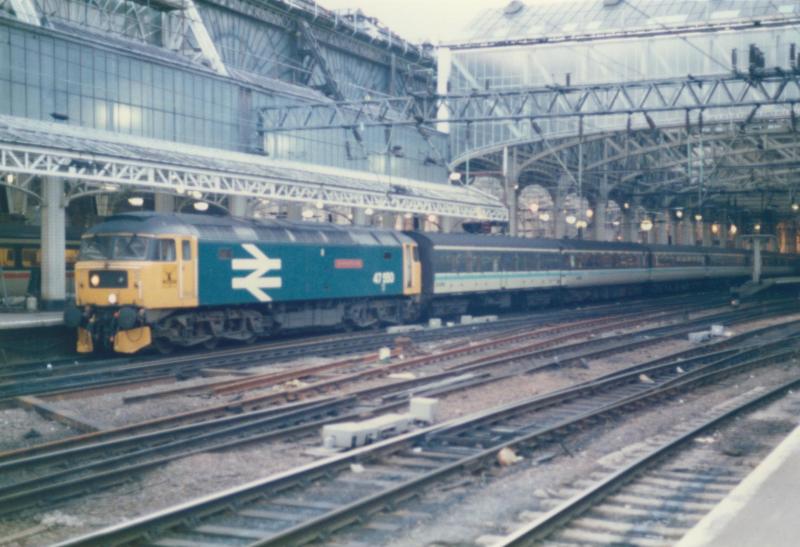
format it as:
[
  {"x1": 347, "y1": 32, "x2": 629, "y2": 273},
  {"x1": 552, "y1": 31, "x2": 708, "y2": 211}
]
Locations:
[
  {"x1": 153, "y1": 338, "x2": 173, "y2": 355},
  {"x1": 202, "y1": 337, "x2": 218, "y2": 350}
]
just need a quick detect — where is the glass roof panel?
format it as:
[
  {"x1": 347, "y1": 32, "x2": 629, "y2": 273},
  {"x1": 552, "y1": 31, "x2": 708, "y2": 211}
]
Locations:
[{"x1": 453, "y1": 0, "x2": 797, "y2": 45}]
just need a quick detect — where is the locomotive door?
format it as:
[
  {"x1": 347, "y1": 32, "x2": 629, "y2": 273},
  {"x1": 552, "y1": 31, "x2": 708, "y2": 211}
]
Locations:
[{"x1": 178, "y1": 236, "x2": 198, "y2": 305}]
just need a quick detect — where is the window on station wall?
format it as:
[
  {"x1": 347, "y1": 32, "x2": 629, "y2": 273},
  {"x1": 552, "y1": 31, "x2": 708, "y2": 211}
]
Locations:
[
  {"x1": 21, "y1": 248, "x2": 41, "y2": 268},
  {"x1": 0, "y1": 248, "x2": 15, "y2": 268},
  {"x1": 65, "y1": 249, "x2": 79, "y2": 266}
]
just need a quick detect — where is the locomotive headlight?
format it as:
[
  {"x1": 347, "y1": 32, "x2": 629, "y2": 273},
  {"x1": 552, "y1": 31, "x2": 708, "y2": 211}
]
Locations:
[
  {"x1": 90, "y1": 274, "x2": 100, "y2": 287},
  {"x1": 108, "y1": 293, "x2": 118, "y2": 305}
]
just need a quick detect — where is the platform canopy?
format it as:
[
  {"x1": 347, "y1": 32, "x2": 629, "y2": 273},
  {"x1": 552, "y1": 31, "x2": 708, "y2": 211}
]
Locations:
[{"x1": 0, "y1": 115, "x2": 507, "y2": 221}]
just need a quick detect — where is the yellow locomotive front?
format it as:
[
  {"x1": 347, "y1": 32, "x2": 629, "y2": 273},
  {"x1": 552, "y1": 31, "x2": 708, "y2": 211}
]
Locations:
[{"x1": 66, "y1": 228, "x2": 197, "y2": 353}]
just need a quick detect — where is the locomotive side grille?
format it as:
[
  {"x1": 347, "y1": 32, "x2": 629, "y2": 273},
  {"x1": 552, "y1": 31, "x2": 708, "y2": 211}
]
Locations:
[{"x1": 90, "y1": 270, "x2": 128, "y2": 288}]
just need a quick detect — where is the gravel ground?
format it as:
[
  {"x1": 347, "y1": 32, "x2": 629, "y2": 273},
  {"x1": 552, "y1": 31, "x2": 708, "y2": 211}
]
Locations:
[
  {"x1": 377, "y1": 363, "x2": 800, "y2": 547},
  {"x1": 0, "y1": 441, "x2": 315, "y2": 546},
  {"x1": 0, "y1": 408, "x2": 76, "y2": 453},
  {"x1": 1, "y1": 305, "x2": 797, "y2": 545}
]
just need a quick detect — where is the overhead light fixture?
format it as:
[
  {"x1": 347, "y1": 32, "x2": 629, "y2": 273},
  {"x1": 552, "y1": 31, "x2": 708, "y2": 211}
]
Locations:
[
  {"x1": 175, "y1": 185, "x2": 186, "y2": 195},
  {"x1": 4, "y1": 174, "x2": 14, "y2": 184},
  {"x1": 729, "y1": 224, "x2": 738, "y2": 235},
  {"x1": 315, "y1": 200, "x2": 324, "y2": 210},
  {"x1": 127, "y1": 196, "x2": 144, "y2": 207},
  {"x1": 575, "y1": 220, "x2": 588, "y2": 229},
  {"x1": 449, "y1": 172, "x2": 462, "y2": 182},
  {"x1": 612, "y1": 220, "x2": 620, "y2": 227},
  {"x1": 259, "y1": 198, "x2": 270, "y2": 205},
  {"x1": 301, "y1": 209, "x2": 315, "y2": 219},
  {"x1": 711, "y1": 223, "x2": 720, "y2": 235},
  {"x1": 191, "y1": 190, "x2": 203, "y2": 199},
  {"x1": 640, "y1": 218, "x2": 654, "y2": 231},
  {"x1": 585, "y1": 208, "x2": 594, "y2": 219},
  {"x1": 539, "y1": 212, "x2": 551, "y2": 221},
  {"x1": 675, "y1": 209, "x2": 684, "y2": 219},
  {"x1": 565, "y1": 214, "x2": 577, "y2": 225},
  {"x1": 365, "y1": 207, "x2": 374, "y2": 216},
  {"x1": 529, "y1": 202, "x2": 539, "y2": 213},
  {"x1": 427, "y1": 214, "x2": 437, "y2": 223},
  {"x1": 623, "y1": 202, "x2": 630, "y2": 210},
  {"x1": 193, "y1": 201, "x2": 209, "y2": 212},
  {"x1": 793, "y1": 203, "x2": 799, "y2": 212},
  {"x1": 694, "y1": 213, "x2": 703, "y2": 222},
  {"x1": 103, "y1": 183, "x2": 119, "y2": 191},
  {"x1": 346, "y1": 213, "x2": 354, "y2": 220},
  {"x1": 754, "y1": 223, "x2": 761, "y2": 232}
]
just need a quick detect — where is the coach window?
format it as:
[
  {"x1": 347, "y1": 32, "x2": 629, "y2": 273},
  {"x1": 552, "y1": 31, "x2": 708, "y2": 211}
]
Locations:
[{"x1": 157, "y1": 239, "x2": 176, "y2": 261}]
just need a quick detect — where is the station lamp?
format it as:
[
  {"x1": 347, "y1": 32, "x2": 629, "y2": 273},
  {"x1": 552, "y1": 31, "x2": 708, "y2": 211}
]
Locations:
[
  {"x1": 711, "y1": 223, "x2": 721, "y2": 235},
  {"x1": 754, "y1": 223, "x2": 762, "y2": 232},
  {"x1": 449, "y1": 172, "x2": 462, "y2": 182},
  {"x1": 427, "y1": 214, "x2": 437, "y2": 223},
  {"x1": 575, "y1": 220, "x2": 588, "y2": 229},
  {"x1": 4, "y1": 174, "x2": 13, "y2": 184},
  {"x1": 729, "y1": 224, "x2": 738, "y2": 235},
  {"x1": 191, "y1": 190, "x2": 203, "y2": 199},
  {"x1": 365, "y1": 207, "x2": 374, "y2": 216},
  {"x1": 315, "y1": 200, "x2": 324, "y2": 210},
  {"x1": 585, "y1": 208, "x2": 594, "y2": 219},
  {"x1": 793, "y1": 203, "x2": 800, "y2": 212},
  {"x1": 404, "y1": 212, "x2": 413, "y2": 219},
  {"x1": 565, "y1": 214, "x2": 577, "y2": 225},
  {"x1": 640, "y1": 218, "x2": 653, "y2": 231},
  {"x1": 127, "y1": 196, "x2": 144, "y2": 207},
  {"x1": 193, "y1": 201, "x2": 209, "y2": 212},
  {"x1": 694, "y1": 213, "x2": 703, "y2": 222},
  {"x1": 623, "y1": 202, "x2": 630, "y2": 209},
  {"x1": 539, "y1": 212, "x2": 551, "y2": 221},
  {"x1": 675, "y1": 209, "x2": 684, "y2": 219},
  {"x1": 529, "y1": 202, "x2": 539, "y2": 213},
  {"x1": 612, "y1": 220, "x2": 621, "y2": 227},
  {"x1": 301, "y1": 209, "x2": 315, "y2": 219}
]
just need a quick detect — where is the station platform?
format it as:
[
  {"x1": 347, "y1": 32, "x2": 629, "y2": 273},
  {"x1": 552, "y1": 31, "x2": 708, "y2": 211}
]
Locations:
[
  {"x1": 677, "y1": 424, "x2": 800, "y2": 547},
  {"x1": 0, "y1": 311, "x2": 63, "y2": 330}
]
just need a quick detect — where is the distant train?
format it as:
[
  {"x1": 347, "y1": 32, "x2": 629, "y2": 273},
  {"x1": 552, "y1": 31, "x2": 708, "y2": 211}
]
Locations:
[
  {"x1": 0, "y1": 224, "x2": 81, "y2": 300},
  {"x1": 65, "y1": 212, "x2": 799, "y2": 353}
]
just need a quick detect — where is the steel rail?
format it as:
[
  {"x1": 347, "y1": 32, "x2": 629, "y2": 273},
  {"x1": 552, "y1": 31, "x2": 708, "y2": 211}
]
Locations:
[
  {"x1": 54, "y1": 327, "x2": 800, "y2": 546},
  {"x1": 496, "y1": 377, "x2": 800, "y2": 546}
]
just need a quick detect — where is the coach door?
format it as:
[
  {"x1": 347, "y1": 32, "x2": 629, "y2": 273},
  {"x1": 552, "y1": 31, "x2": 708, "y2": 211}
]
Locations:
[
  {"x1": 178, "y1": 236, "x2": 198, "y2": 306},
  {"x1": 402, "y1": 243, "x2": 421, "y2": 295}
]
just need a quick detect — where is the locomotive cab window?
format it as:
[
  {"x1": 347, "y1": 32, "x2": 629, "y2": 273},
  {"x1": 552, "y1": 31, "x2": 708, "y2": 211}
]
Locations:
[
  {"x1": 156, "y1": 239, "x2": 176, "y2": 261},
  {"x1": 181, "y1": 240, "x2": 191, "y2": 260}
]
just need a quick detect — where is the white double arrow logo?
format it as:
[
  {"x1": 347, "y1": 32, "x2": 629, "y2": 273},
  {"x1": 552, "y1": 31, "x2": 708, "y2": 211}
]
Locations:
[{"x1": 231, "y1": 243, "x2": 282, "y2": 302}]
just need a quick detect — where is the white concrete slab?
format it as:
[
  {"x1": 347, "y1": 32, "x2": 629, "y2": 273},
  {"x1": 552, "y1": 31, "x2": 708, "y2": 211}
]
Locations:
[
  {"x1": 0, "y1": 312, "x2": 63, "y2": 330},
  {"x1": 677, "y1": 424, "x2": 800, "y2": 547}
]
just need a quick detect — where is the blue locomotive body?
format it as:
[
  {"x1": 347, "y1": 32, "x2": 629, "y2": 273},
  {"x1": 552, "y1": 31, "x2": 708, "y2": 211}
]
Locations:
[{"x1": 196, "y1": 237, "x2": 407, "y2": 306}]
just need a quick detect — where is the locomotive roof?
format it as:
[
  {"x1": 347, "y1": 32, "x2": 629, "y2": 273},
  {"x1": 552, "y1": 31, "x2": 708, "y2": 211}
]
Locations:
[{"x1": 87, "y1": 212, "x2": 412, "y2": 247}]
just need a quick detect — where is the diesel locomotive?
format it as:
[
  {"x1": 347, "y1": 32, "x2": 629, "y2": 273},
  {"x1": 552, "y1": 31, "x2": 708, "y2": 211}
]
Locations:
[{"x1": 65, "y1": 212, "x2": 798, "y2": 353}]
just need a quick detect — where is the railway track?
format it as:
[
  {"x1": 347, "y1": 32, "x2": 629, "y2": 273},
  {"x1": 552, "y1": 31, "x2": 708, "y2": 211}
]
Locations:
[
  {"x1": 494, "y1": 377, "x2": 800, "y2": 546},
  {"x1": 0, "y1": 302, "x2": 795, "y2": 518},
  {"x1": 53, "y1": 318, "x2": 800, "y2": 546},
  {"x1": 0, "y1": 293, "x2": 726, "y2": 405}
]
